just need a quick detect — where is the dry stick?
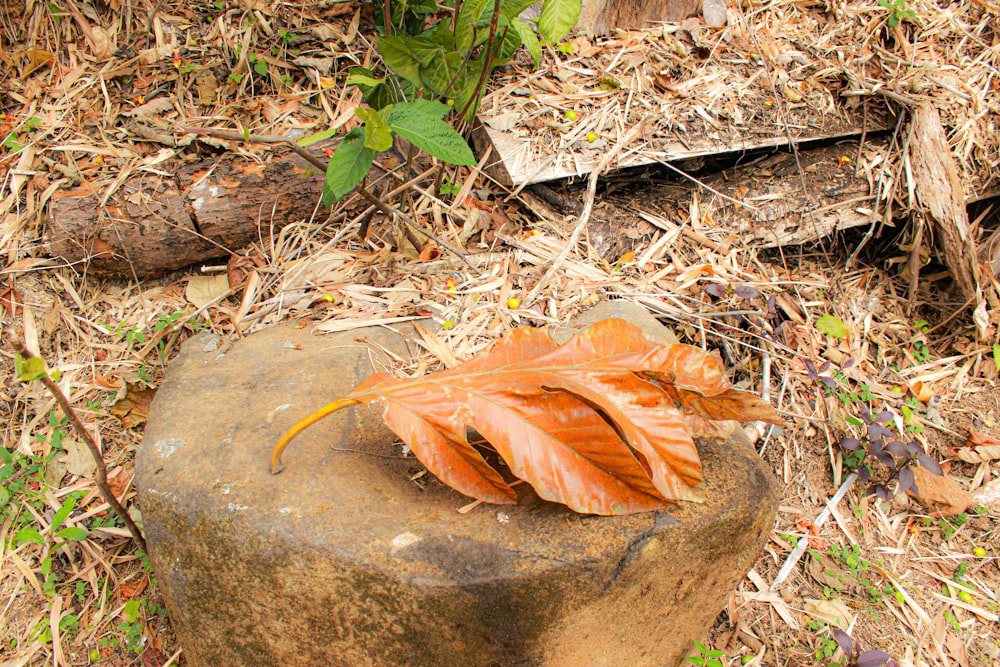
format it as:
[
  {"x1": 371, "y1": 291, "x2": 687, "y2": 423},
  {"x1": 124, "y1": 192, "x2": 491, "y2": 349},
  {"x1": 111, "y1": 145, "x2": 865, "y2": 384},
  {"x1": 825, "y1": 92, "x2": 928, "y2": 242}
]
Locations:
[
  {"x1": 12, "y1": 339, "x2": 147, "y2": 553},
  {"x1": 181, "y1": 127, "x2": 484, "y2": 276},
  {"x1": 524, "y1": 117, "x2": 652, "y2": 306},
  {"x1": 770, "y1": 471, "x2": 858, "y2": 591}
]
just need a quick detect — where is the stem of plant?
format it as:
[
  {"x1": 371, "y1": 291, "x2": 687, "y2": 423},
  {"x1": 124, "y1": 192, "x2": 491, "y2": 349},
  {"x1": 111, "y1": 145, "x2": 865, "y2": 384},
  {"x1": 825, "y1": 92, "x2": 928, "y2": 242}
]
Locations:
[
  {"x1": 12, "y1": 339, "x2": 147, "y2": 553},
  {"x1": 456, "y1": 0, "x2": 503, "y2": 121}
]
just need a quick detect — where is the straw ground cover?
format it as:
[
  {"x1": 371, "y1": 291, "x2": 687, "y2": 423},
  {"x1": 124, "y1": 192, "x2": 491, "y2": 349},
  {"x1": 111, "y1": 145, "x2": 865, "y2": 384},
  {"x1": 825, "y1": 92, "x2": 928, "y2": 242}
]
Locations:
[{"x1": 2, "y1": 1, "x2": 999, "y2": 665}]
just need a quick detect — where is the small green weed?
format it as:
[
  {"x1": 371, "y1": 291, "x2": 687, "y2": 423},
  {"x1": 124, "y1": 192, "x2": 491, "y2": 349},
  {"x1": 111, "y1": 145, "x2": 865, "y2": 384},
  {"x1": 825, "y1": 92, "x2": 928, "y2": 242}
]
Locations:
[
  {"x1": 686, "y1": 640, "x2": 726, "y2": 667},
  {"x1": 878, "y1": 0, "x2": 916, "y2": 27}
]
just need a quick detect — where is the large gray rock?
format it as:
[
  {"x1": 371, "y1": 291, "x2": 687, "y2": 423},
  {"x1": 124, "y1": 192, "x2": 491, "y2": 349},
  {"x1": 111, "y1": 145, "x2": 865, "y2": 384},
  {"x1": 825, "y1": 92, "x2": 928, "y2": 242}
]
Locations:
[{"x1": 137, "y1": 303, "x2": 777, "y2": 666}]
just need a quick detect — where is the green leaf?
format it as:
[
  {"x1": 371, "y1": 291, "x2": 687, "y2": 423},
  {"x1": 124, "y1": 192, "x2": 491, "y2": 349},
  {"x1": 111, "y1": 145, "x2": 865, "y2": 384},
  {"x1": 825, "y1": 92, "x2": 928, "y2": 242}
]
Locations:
[
  {"x1": 511, "y1": 18, "x2": 541, "y2": 65},
  {"x1": 503, "y1": 0, "x2": 542, "y2": 19},
  {"x1": 123, "y1": 599, "x2": 141, "y2": 623},
  {"x1": 397, "y1": 99, "x2": 450, "y2": 120},
  {"x1": 355, "y1": 107, "x2": 394, "y2": 152},
  {"x1": 422, "y1": 51, "x2": 468, "y2": 97},
  {"x1": 296, "y1": 126, "x2": 338, "y2": 147},
  {"x1": 15, "y1": 354, "x2": 47, "y2": 381},
  {"x1": 322, "y1": 127, "x2": 376, "y2": 206},
  {"x1": 388, "y1": 106, "x2": 476, "y2": 165},
  {"x1": 0, "y1": 486, "x2": 10, "y2": 507},
  {"x1": 376, "y1": 35, "x2": 425, "y2": 88},
  {"x1": 537, "y1": 0, "x2": 581, "y2": 44},
  {"x1": 51, "y1": 496, "x2": 75, "y2": 530},
  {"x1": 816, "y1": 314, "x2": 849, "y2": 339},
  {"x1": 56, "y1": 526, "x2": 88, "y2": 541},
  {"x1": 15, "y1": 527, "x2": 45, "y2": 546},
  {"x1": 993, "y1": 343, "x2": 1000, "y2": 372},
  {"x1": 455, "y1": 0, "x2": 494, "y2": 51},
  {"x1": 400, "y1": 35, "x2": 443, "y2": 67},
  {"x1": 346, "y1": 72, "x2": 385, "y2": 88}
]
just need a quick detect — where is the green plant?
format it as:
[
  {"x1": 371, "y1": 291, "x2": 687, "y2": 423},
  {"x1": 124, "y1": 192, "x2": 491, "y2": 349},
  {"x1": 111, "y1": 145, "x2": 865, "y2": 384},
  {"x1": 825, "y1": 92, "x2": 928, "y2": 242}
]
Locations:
[
  {"x1": 939, "y1": 513, "x2": 968, "y2": 540},
  {"x1": 320, "y1": 98, "x2": 476, "y2": 204},
  {"x1": 320, "y1": 0, "x2": 581, "y2": 205},
  {"x1": 877, "y1": 0, "x2": 916, "y2": 27},
  {"x1": 99, "y1": 597, "x2": 147, "y2": 653},
  {"x1": 686, "y1": 640, "x2": 725, "y2": 667}
]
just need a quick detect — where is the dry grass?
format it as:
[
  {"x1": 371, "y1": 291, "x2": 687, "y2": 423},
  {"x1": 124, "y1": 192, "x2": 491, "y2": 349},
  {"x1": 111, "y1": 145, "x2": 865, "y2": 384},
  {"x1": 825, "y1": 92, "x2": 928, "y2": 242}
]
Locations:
[{"x1": 1, "y1": 1, "x2": 999, "y2": 666}]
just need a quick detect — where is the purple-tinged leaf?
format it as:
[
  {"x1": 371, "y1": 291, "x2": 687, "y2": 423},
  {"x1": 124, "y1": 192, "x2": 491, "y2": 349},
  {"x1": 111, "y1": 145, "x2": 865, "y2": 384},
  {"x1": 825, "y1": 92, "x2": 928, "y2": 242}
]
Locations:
[
  {"x1": 842, "y1": 357, "x2": 855, "y2": 370},
  {"x1": 704, "y1": 283, "x2": 728, "y2": 299},
  {"x1": 766, "y1": 295, "x2": 777, "y2": 315},
  {"x1": 897, "y1": 466, "x2": 915, "y2": 493},
  {"x1": 866, "y1": 483, "x2": 879, "y2": 497},
  {"x1": 732, "y1": 285, "x2": 761, "y2": 299},
  {"x1": 859, "y1": 409, "x2": 874, "y2": 425},
  {"x1": 876, "y1": 485, "x2": 891, "y2": 501},
  {"x1": 875, "y1": 409, "x2": 893, "y2": 424},
  {"x1": 831, "y1": 628, "x2": 855, "y2": 658},
  {"x1": 856, "y1": 649, "x2": 893, "y2": 667},
  {"x1": 917, "y1": 455, "x2": 943, "y2": 475},
  {"x1": 820, "y1": 376, "x2": 838, "y2": 390},
  {"x1": 868, "y1": 423, "x2": 892, "y2": 442},
  {"x1": 819, "y1": 360, "x2": 831, "y2": 373},
  {"x1": 857, "y1": 465, "x2": 871, "y2": 483},
  {"x1": 886, "y1": 440, "x2": 909, "y2": 456},
  {"x1": 803, "y1": 359, "x2": 819, "y2": 380},
  {"x1": 840, "y1": 437, "x2": 863, "y2": 451},
  {"x1": 875, "y1": 449, "x2": 896, "y2": 468},
  {"x1": 905, "y1": 441, "x2": 921, "y2": 456}
]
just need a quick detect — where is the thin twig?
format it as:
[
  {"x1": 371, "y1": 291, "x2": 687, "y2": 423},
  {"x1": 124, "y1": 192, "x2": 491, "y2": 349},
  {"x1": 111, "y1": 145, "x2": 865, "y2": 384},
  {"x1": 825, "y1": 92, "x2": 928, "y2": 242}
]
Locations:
[
  {"x1": 11, "y1": 338, "x2": 147, "y2": 553},
  {"x1": 181, "y1": 126, "x2": 484, "y2": 275}
]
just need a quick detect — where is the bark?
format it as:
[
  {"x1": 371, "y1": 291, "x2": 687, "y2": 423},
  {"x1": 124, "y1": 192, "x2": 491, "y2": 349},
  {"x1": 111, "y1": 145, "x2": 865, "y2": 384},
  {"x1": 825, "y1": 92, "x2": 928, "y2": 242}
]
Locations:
[
  {"x1": 47, "y1": 145, "x2": 330, "y2": 278},
  {"x1": 577, "y1": 0, "x2": 703, "y2": 33}
]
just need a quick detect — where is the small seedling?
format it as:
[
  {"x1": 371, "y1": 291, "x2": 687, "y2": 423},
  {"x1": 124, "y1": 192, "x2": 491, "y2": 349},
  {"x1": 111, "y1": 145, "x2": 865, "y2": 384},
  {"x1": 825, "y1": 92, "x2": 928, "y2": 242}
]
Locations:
[
  {"x1": 686, "y1": 640, "x2": 726, "y2": 667},
  {"x1": 877, "y1": 0, "x2": 916, "y2": 27}
]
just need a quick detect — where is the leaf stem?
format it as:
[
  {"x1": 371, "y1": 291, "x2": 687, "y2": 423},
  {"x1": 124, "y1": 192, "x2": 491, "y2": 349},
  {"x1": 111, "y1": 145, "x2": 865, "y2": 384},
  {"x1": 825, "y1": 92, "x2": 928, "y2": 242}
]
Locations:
[
  {"x1": 11, "y1": 338, "x2": 147, "y2": 553},
  {"x1": 270, "y1": 397, "x2": 363, "y2": 474}
]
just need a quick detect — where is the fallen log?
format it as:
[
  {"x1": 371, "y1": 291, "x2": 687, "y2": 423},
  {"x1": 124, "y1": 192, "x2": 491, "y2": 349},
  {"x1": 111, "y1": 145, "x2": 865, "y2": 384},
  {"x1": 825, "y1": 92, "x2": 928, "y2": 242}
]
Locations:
[{"x1": 47, "y1": 144, "x2": 330, "y2": 278}]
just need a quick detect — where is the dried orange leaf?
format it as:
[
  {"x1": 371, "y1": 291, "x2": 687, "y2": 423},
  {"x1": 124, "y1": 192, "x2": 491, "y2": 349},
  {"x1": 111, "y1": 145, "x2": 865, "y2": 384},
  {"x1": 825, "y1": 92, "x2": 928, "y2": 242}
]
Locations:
[{"x1": 273, "y1": 319, "x2": 780, "y2": 515}]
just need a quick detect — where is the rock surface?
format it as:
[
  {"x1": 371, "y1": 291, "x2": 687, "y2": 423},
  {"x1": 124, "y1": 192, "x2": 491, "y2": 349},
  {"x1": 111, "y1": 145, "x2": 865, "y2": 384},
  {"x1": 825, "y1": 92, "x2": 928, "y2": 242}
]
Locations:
[{"x1": 137, "y1": 303, "x2": 778, "y2": 667}]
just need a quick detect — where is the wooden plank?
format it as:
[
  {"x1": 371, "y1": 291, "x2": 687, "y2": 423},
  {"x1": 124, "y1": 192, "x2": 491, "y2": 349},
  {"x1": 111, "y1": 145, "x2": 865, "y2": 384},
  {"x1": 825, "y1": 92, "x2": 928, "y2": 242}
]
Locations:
[
  {"x1": 473, "y1": 121, "x2": 890, "y2": 189},
  {"x1": 473, "y1": 23, "x2": 895, "y2": 188}
]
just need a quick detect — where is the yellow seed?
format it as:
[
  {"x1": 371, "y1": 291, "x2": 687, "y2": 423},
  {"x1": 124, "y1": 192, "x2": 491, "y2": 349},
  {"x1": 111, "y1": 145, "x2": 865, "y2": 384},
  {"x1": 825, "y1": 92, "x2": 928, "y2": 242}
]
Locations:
[
  {"x1": 564, "y1": 110, "x2": 577, "y2": 121},
  {"x1": 957, "y1": 590, "x2": 973, "y2": 603},
  {"x1": 442, "y1": 319, "x2": 456, "y2": 330},
  {"x1": 586, "y1": 131, "x2": 598, "y2": 142},
  {"x1": 507, "y1": 297, "x2": 521, "y2": 310},
  {"x1": 973, "y1": 547, "x2": 987, "y2": 557}
]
